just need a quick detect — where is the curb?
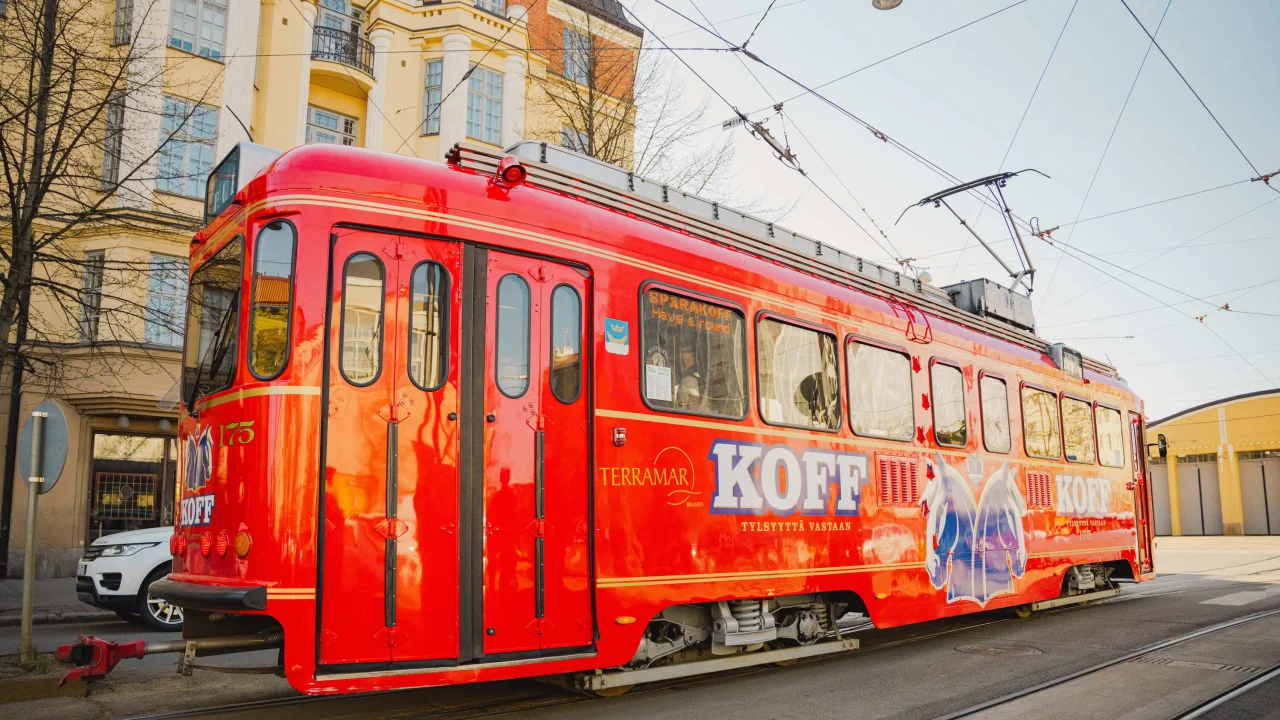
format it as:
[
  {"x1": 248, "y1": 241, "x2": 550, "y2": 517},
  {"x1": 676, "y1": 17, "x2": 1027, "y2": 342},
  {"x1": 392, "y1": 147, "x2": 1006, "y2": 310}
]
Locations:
[{"x1": 0, "y1": 610, "x2": 116, "y2": 628}]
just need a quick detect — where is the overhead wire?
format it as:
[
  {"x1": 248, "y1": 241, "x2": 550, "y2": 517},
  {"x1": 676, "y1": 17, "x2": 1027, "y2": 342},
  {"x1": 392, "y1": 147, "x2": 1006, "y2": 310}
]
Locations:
[
  {"x1": 944, "y1": 0, "x2": 1079, "y2": 285},
  {"x1": 650, "y1": 0, "x2": 1040, "y2": 237},
  {"x1": 1119, "y1": 0, "x2": 1266, "y2": 181},
  {"x1": 1041, "y1": 194, "x2": 1280, "y2": 315},
  {"x1": 1033, "y1": 0, "x2": 1170, "y2": 310},
  {"x1": 679, "y1": 0, "x2": 903, "y2": 260}
]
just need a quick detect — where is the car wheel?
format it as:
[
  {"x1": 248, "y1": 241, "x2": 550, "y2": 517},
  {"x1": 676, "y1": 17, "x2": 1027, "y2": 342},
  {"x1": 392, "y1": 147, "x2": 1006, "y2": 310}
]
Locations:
[{"x1": 138, "y1": 567, "x2": 183, "y2": 631}]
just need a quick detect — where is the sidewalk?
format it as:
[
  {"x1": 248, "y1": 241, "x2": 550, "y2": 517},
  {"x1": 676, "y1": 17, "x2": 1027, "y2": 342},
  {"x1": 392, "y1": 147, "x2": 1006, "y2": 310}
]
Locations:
[{"x1": 0, "y1": 577, "x2": 113, "y2": 628}]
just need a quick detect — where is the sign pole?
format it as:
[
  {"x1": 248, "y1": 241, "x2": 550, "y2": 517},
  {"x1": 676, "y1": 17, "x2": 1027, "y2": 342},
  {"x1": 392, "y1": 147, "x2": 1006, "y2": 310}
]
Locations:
[{"x1": 19, "y1": 411, "x2": 46, "y2": 665}]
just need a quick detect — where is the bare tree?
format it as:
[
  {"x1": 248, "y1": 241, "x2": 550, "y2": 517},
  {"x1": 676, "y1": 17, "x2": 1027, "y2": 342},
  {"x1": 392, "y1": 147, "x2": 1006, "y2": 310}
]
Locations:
[
  {"x1": 530, "y1": 20, "x2": 787, "y2": 217},
  {"x1": 0, "y1": 0, "x2": 222, "y2": 380}
]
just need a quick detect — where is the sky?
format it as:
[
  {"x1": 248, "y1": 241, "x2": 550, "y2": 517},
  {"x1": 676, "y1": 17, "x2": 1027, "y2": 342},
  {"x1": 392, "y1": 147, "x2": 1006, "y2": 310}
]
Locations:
[{"x1": 622, "y1": 0, "x2": 1280, "y2": 421}]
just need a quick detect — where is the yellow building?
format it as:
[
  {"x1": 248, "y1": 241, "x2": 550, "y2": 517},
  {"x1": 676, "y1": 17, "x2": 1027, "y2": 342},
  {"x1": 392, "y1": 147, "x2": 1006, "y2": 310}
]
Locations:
[
  {"x1": 2, "y1": 0, "x2": 640, "y2": 576},
  {"x1": 1147, "y1": 389, "x2": 1280, "y2": 536}
]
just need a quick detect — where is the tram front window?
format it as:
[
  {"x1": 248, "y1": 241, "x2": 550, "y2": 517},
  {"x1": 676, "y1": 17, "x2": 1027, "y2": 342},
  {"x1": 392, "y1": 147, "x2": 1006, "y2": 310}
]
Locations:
[{"x1": 182, "y1": 237, "x2": 244, "y2": 408}]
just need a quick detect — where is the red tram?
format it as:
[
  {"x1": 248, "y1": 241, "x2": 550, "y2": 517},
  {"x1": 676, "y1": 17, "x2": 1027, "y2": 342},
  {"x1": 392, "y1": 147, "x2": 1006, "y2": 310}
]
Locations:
[{"x1": 147, "y1": 141, "x2": 1155, "y2": 695}]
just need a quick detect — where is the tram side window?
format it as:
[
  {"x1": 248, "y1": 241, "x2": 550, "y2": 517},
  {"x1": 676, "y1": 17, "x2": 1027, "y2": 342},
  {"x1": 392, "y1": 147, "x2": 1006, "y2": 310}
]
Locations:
[
  {"x1": 756, "y1": 317, "x2": 840, "y2": 430},
  {"x1": 495, "y1": 274, "x2": 531, "y2": 397},
  {"x1": 980, "y1": 374, "x2": 1011, "y2": 453},
  {"x1": 1062, "y1": 396, "x2": 1097, "y2": 464},
  {"x1": 340, "y1": 253, "x2": 384, "y2": 386},
  {"x1": 640, "y1": 288, "x2": 747, "y2": 419},
  {"x1": 248, "y1": 221, "x2": 296, "y2": 380},
  {"x1": 1096, "y1": 406, "x2": 1125, "y2": 468},
  {"x1": 847, "y1": 341, "x2": 914, "y2": 441},
  {"x1": 182, "y1": 236, "x2": 243, "y2": 407},
  {"x1": 1021, "y1": 386, "x2": 1061, "y2": 459},
  {"x1": 408, "y1": 262, "x2": 448, "y2": 391},
  {"x1": 931, "y1": 362, "x2": 967, "y2": 447},
  {"x1": 550, "y1": 284, "x2": 581, "y2": 403}
]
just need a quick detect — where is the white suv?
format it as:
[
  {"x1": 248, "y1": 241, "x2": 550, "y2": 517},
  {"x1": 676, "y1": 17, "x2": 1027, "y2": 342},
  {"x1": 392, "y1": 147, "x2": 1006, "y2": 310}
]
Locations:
[{"x1": 76, "y1": 526, "x2": 183, "y2": 631}]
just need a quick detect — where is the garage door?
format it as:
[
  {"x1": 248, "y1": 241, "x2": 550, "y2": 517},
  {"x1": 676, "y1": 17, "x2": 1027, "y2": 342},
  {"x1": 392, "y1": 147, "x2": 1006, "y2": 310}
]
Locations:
[
  {"x1": 1177, "y1": 459, "x2": 1223, "y2": 536},
  {"x1": 1241, "y1": 457, "x2": 1280, "y2": 535},
  {"x1": 1150, "y1": 462, "x2": 1173, "y2": 536}
]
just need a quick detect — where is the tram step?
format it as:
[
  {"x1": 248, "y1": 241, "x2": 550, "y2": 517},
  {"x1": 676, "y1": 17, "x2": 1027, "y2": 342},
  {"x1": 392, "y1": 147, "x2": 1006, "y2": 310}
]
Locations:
[{"x1": 577, "y1": 637, "x2": 859, "y2": 692}]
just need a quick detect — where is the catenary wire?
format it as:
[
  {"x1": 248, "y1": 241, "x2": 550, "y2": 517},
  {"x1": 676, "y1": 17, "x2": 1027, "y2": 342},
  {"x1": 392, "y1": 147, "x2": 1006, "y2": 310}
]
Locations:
[
  {"x1": 1041, "y1": 194, "x2": 1280, "y2": 315},
  {"x1": 1033, "y1": 0, "x2": 1170, "y2": 310},
  {"x1": 655, "y1": 0, "x2": 1032, "y2": 147},
  {"x1": 651, "y1": 0, "x2": 1040, "y2": 236},
  {"x1": 945, "y1": 0, "x2": 1079, "y2": 285},
  {"x1": 681, "y1": 0, "x2": 903, "y2": 259},
  {"x1": 1119, "y1": 0, "x2": 1264, "y2": 180}
]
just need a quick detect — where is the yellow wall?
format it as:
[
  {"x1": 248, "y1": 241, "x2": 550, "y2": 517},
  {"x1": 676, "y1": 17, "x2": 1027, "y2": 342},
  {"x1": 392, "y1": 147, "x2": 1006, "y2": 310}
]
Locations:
[{"x1": 1149, "y1": 390, "x2": 1280, "y2": 535}]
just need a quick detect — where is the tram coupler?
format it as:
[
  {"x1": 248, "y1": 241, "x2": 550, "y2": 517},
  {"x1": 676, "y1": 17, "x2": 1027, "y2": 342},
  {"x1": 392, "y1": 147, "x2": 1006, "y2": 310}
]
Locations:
[{"x1": 53, "y1": 632, "x2": 282, "y2": 686}]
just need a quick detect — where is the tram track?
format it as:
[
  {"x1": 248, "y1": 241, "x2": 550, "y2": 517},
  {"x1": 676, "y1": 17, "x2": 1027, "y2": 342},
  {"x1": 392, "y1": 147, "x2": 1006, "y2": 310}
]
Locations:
[
  {"x1": 129, "y1": 575, "x2": 1279, "y2": 720},
  {"x1": 934, "y1": 606, "x2": 1280, "y2": 719}
]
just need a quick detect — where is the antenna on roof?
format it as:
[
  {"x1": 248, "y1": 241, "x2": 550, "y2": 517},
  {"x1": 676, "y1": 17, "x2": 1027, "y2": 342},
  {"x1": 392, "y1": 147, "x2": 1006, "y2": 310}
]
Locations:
[{"x1": 896, "y1": 169, "x2": 1048, "y2": 294}]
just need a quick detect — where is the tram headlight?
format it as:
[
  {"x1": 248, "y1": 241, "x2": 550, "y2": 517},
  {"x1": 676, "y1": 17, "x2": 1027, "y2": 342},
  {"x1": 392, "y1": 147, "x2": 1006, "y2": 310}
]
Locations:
[
  {"x1": 169, "y1": 535, "x2": 178, "y2": 555},
  {"x1": 215, "y1": 531, "x2": 229, "y2": 558},
  {"x1": 176, "y1": 534, "x2": 188, "y2": 555},
  {"x1": 200, "y1": 532, "x2": 212, "y2": 557},
  {"x1": 235, "y1": 531, "x2": 252, "y2": 558}
]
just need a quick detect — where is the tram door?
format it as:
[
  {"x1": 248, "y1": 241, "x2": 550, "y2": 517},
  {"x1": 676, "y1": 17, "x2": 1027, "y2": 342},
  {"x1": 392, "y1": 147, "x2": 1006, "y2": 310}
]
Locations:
[
  {"x1": 1129, "y1": 414, "x2": 1155, "y2": 573},
  {"x1": 321, "y1": 230, "x2": 462, "y2": 666},
  {"x1": 473, "y1": 250, "x2": 591, "y2": 657}
]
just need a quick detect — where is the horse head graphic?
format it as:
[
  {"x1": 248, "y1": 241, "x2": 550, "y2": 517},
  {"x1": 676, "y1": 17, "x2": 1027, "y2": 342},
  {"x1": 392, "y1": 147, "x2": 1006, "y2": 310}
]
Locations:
[
  {"x1": 184, "y1": 426, "x2": 213, "y2": 492},
  {"x1": 920, "y1": 453, "x2": 978, "y2": 598},
  {"x1": 974, "y1": 462, "x2": 1029, "y2": 601}
]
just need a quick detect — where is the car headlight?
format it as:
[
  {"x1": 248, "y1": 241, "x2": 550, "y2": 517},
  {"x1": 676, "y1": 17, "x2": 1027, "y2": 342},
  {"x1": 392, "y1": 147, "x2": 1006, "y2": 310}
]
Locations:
[{"x1": 97, "y1": 542, "x2": 160, "y2": 557}]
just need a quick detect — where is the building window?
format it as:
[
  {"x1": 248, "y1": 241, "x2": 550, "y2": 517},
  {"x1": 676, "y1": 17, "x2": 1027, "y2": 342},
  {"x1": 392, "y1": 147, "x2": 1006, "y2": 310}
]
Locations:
[
  {"x1": 640, "y1": 287, "x2": 747, "y2": 419},
  {"x1": 561, "y1": 126, "x2": 588, "y2": 153},
  {"x1": 423, "y1": 59, "x2": 443, "y2": 135},
  {"x1": 146, "y1": 255, "x2": 189, "y2": 347},
  {"x1": 100, "y1": 91, "x2": 125, "y2": 188},
  {"x1": 980, "y1": 374, "x2": 1011, "y2": 453},
  {"x1": 756, "y1": 317, "x2": 839, "y2": 431},
  {"x1": 306, "y1": 106, "x2": 358, "y2": 145},
  {"x1": 475, "y1": 0, "x2": 506, "y2": 15},
  {"x1": 169, "y1": 0, "x2": 226, "y2": 60},
  {"x1": 1022, "y1": 386, "x2": 1061, "y2": 460},
  {"x1": 113, "y1": 0, "x2": 133, "y2": 45},
  {"x1": 847, "y1": 340, "x2": 913, "y2": 441},
  {"x1": 466, "y1": 65, "x2": 503, "y2": 145},
  {"x1": 156, "y1": 95, "x2": 217, "y2": 198},
  {"x1": 81, "y1": 251, "x2": 105, "y2": 342},
  {"x1": 563, "y1": 28, "x2": 590, "y2": 85}
]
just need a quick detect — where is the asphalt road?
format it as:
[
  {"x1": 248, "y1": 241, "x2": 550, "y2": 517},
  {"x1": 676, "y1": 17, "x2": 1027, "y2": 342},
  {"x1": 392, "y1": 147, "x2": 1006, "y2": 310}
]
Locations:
[{"x1": 4, "y1": 537, "x2": 1280, "y2": 720}]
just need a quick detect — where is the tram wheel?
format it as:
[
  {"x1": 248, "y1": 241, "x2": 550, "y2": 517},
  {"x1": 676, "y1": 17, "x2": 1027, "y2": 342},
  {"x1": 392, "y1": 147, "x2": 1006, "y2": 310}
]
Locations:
[
  {"x1": 1013, "y1": 604, "x2": 1033, "y2": 619},
  {"x1": 592, "y1": 684, "x2": 634, "y2": 697}
]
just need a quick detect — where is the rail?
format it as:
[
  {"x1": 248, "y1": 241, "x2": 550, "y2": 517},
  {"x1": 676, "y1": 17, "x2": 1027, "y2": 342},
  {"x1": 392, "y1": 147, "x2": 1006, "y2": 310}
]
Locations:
[{"x1": 312, "y1": 27, "x2": 374, "y2": 77}]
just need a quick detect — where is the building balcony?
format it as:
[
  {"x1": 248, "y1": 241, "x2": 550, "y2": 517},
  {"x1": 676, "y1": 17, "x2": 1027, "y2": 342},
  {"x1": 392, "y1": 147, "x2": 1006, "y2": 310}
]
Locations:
[{"x1": 312, "y1": 26, "x2": 375, "y2": 78}]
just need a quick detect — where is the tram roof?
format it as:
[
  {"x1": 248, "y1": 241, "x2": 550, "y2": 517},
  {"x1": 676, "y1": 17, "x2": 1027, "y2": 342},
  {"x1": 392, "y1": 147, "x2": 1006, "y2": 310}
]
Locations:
[{"x1": 216, "y1": 142, "x2": 1125, "y2": 388}]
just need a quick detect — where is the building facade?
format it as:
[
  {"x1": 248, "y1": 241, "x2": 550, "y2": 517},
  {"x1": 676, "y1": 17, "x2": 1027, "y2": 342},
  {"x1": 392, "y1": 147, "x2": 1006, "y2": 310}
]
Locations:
[
  {"x1": 1, "y1": 0, "x2": 640, "y2": 577},
  {"x1": 1147, "y1": 389, "x2": 1280, "y2": 537}
]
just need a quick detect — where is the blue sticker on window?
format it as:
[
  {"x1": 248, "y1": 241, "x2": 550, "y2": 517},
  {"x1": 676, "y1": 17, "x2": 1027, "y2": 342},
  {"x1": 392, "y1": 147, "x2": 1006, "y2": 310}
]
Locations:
[{"x1": 605, "y1": 318, "x2": 629, "y2": 355}]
